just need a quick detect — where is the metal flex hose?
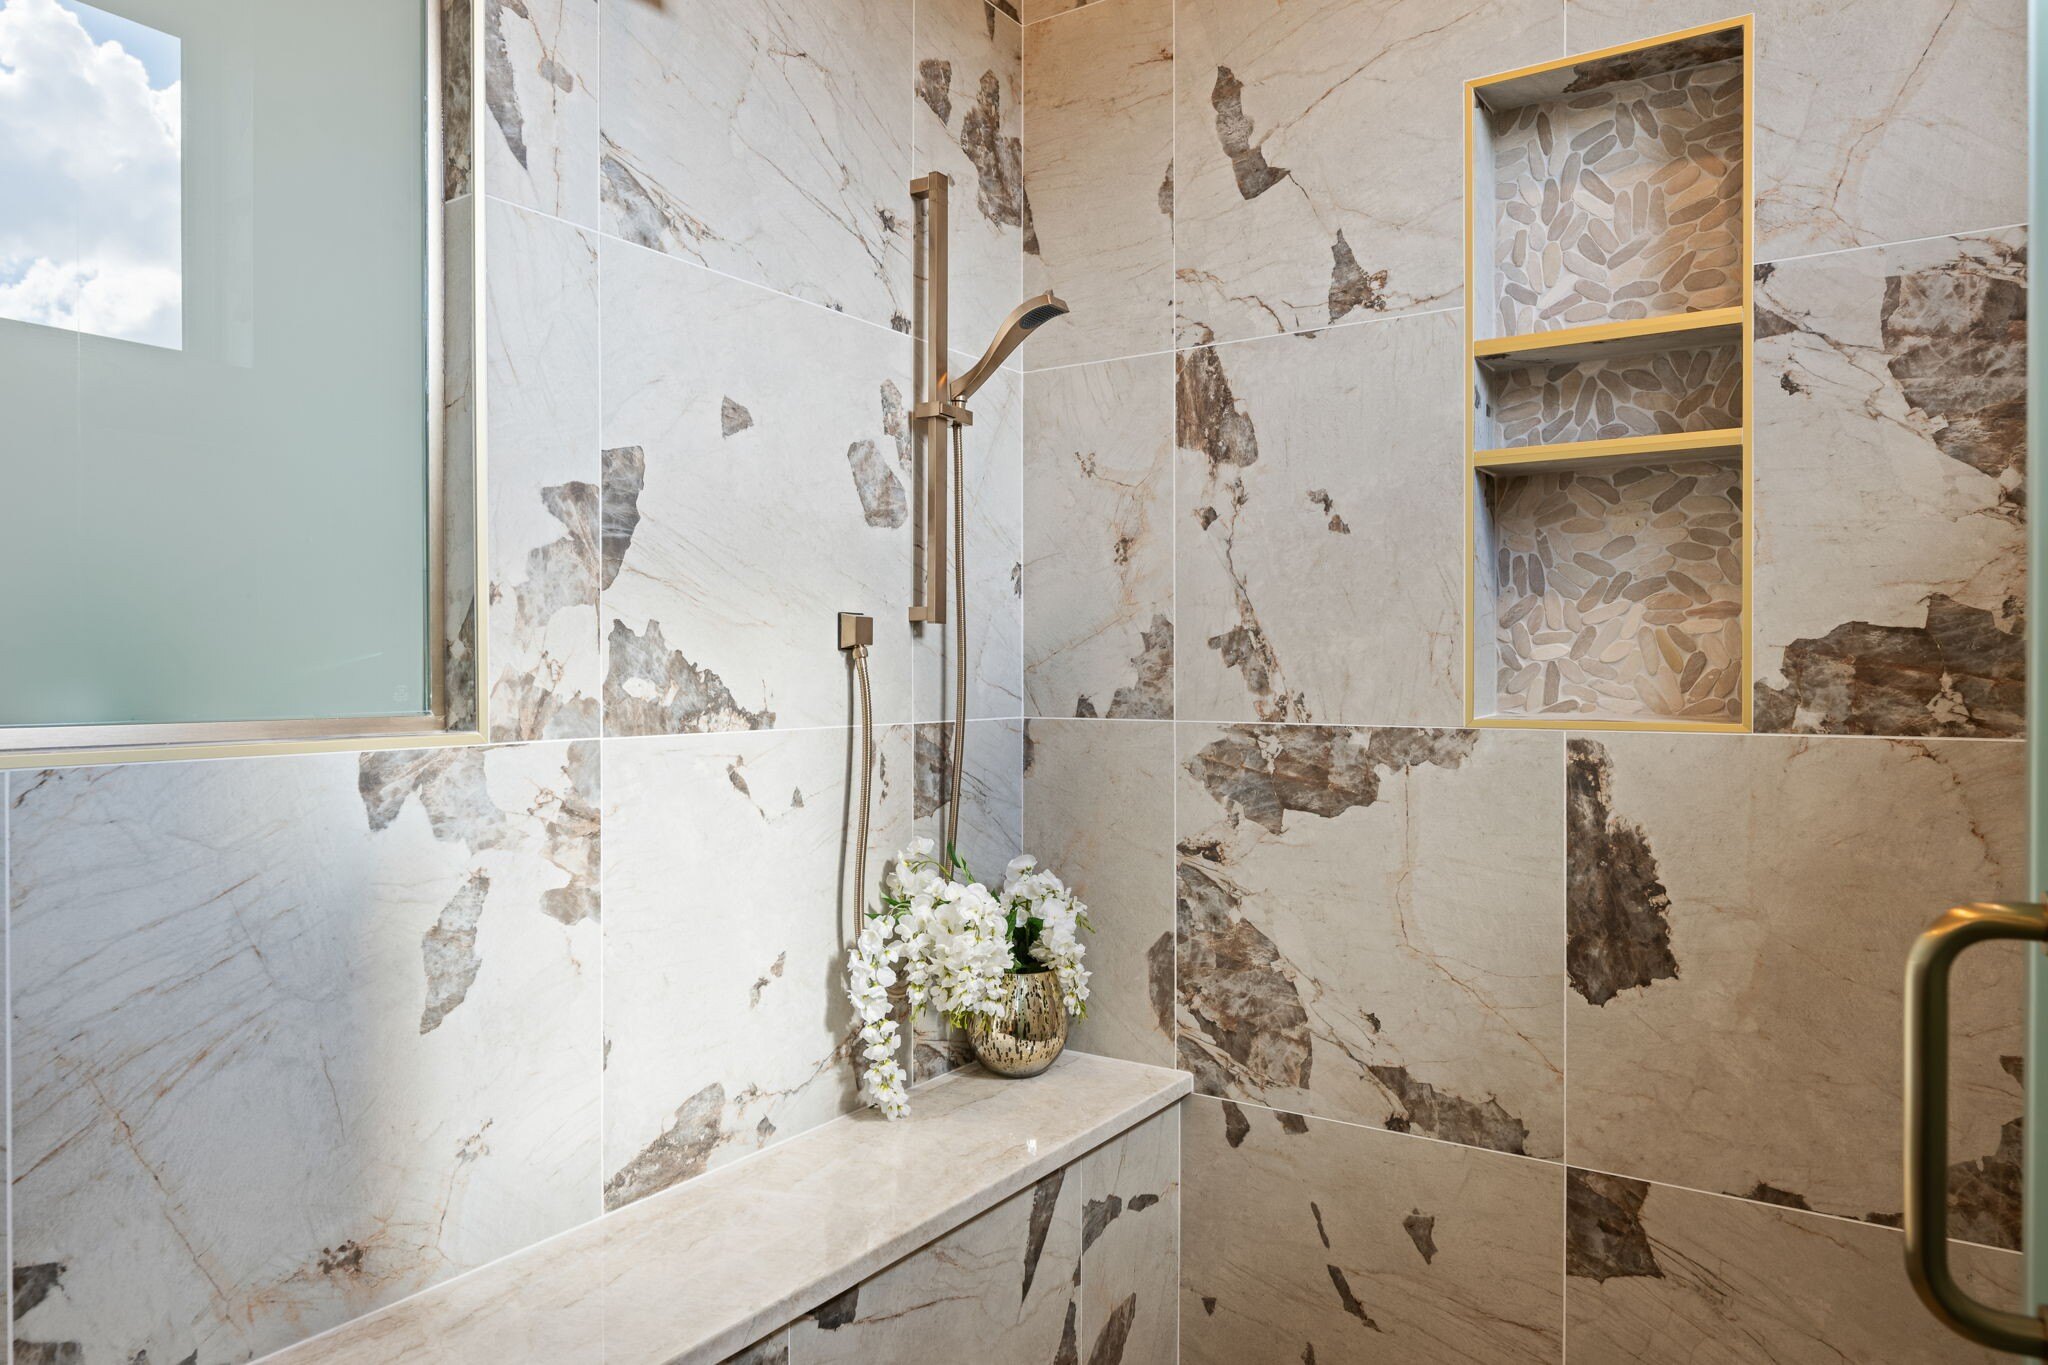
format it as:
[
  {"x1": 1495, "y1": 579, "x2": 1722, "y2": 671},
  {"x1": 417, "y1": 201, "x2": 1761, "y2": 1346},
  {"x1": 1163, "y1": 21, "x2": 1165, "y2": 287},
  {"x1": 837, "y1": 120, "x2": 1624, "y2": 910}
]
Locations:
[
  {"x1": 944, "y1": 420, "x2": 968, "y2": 863},
  {"x1": 850, "y1": 641, "x2": 873, "y2": 941}
]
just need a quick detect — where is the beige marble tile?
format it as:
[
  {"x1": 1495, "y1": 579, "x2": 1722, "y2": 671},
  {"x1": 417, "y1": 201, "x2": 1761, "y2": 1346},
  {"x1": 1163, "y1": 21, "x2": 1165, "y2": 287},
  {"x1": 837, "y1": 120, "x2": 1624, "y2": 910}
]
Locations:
[
  {"x1": 1565, "y1": 1171, "x2": 2020, "y2": 1364},
  {"x1": 788, "y1": 1165, "x2": 1079, "y2": 1362},
  {"x1": 1565, "y1": 733, "x2": 2025, "y2": 1245},
  {"x1": 1181, "y1": 1095, "x2": 1564, "y2": 1364},
  {"x1": 602, "y1": 725, "x2": 912, "y2": 1208},
  {"x1": 1176, "y1": 723, "x2": 1565, "y2": 1158},
  {"x1": 723, "y1": 1331, "x2": 791, "y2": 1364},
  {"x1": 484, "y1": 0, "x2": 600, "y2": 226},
  {"x1": 1021, "y1": 0, "x2": 1174, "y2": 368},
  {"x1": 9, "y1": 744, "x2": 603, "y2": 1363},
  {"x1": 913, "y1": 0, "x2": 1027, "y2": 352},
  {"x1": 264, "y1": 1055, "x2": 1189, "y2": 1365},
  {"x1": 1020, "y1": 0, "x2": 1091, "y2": 21},
  {"x1": 1024, "y1": 718, "x2": 1176, "y2": 1068},
  {"x1": 1077, "y1": 1108, "x2": 1179, "y2": 1365},
  {"x1": 1178, "y1": 312, "x2": 1466, "y2": 725},
  {"x1": 1567, "y1": 0, "x2": 2026, "y2": 262},
  {"x1": 1173, "y1": 0, "x2": 1558, "y2": 345},
  {"x1": 1751, "y1": 229, "x2": 2025, "y2": 737},
  {"x1": 599, "y1": 239, "x2": 915, "y2": 735},
  {"x1": 598, "y1": 0, "x2": 913, "y2": 331},
  {"x1": 486, "y1": 199, "x2": 601, "y2": 740},
  {"x1": 1023, "y1": 353, "x2": 1175, "y2": 720}
]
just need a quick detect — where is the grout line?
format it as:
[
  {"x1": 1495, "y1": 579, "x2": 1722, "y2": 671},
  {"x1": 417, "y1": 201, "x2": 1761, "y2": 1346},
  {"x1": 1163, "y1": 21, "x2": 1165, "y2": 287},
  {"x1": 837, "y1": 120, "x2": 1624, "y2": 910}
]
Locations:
[
  {"x1": 594, "y1": 0, "x2": 609, "y2": 1221},
  {"x1": 1025, "y1": 302, "x2": 1465, "y2": 375},
  {"x1": 1756, "y1": 220, "x2": 2030, "y2": 270},
  {"x1": 1181, "y1": 1089, "x2": 2023, "y2": 1261}
]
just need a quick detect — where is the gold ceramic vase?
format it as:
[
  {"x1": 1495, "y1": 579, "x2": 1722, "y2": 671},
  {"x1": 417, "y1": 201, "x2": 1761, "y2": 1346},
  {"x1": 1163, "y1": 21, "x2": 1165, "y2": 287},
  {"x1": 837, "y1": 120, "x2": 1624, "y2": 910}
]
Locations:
[{"x1": 968, "y1": 968, "x2": 1068, "y2": 1078}]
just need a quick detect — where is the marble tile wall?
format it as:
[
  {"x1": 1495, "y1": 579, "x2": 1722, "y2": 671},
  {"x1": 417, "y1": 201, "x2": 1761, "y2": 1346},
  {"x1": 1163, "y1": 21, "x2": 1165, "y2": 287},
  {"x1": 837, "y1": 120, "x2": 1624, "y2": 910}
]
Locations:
[
  {"x1": 5, "y1": 3, "x2": 1037, "y2": 1360},
  {"x1": 729, "y1": 1106, "x2": 1177, "y2": 1364},
  {"x1": 1016, "y1": 0, "x2": 2030, "y2": 1360}
]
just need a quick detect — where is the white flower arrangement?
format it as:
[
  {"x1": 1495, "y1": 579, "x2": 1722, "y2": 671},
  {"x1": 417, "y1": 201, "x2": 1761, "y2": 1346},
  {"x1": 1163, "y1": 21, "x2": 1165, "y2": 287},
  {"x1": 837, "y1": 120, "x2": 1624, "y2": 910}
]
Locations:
[{"x1": 846, "y1": 837, "x2": 1093, "y2": 1119}]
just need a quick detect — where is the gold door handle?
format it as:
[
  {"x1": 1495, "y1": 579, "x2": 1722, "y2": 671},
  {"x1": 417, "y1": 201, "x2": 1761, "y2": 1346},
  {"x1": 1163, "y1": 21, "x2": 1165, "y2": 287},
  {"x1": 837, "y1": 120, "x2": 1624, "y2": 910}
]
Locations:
[{"x1": 1904, "y1": 902, "x2": 2048, "y2": 1355}]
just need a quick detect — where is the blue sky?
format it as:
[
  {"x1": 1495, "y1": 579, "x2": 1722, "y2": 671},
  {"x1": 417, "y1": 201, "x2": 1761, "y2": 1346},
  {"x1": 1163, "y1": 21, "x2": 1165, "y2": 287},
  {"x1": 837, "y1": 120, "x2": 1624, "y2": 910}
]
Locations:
[{"x1": 62, "y1": 0, "x2": 177, "y2": 88}]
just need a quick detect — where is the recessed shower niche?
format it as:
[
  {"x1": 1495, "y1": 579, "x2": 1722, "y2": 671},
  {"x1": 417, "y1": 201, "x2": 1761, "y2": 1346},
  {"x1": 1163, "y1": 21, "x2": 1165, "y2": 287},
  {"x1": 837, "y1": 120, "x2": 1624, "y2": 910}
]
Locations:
[{"x1": 1464, "y1": 18, "x2": 1753, "y2": 731}]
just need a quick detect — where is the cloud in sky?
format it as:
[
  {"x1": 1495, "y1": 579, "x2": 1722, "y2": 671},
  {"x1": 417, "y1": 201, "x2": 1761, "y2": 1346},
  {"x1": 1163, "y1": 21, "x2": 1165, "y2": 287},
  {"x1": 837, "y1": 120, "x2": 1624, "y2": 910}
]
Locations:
[{"x1": 0, "y1": 0, "x2": 182, "y2": 348}]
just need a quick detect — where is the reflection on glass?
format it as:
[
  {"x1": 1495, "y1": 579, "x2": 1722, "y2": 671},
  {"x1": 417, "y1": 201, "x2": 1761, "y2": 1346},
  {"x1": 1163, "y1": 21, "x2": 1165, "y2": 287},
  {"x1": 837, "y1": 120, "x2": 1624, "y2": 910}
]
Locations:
[{"x1": 0, "y1": 0, "x2": 181, "y2": 348}]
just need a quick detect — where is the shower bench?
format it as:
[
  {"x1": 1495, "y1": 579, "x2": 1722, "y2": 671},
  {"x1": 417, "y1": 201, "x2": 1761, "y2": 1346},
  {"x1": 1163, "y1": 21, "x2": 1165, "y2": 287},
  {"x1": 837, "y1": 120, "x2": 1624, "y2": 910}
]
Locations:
[{"x1": 262, "y1": 1052, "x2": 1190, "y2": 1364}]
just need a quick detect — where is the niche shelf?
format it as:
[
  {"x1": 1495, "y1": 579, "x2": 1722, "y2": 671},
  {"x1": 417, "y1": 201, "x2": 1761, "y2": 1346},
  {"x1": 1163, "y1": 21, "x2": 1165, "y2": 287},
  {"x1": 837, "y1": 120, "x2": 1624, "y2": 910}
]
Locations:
[{"x1": 1464, "y1": 17, "x2": 1753, "y2": 732}]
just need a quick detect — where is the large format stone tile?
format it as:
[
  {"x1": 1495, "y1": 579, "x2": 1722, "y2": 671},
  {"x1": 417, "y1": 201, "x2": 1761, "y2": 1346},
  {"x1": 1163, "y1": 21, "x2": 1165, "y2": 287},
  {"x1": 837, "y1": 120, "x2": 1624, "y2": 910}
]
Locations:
[
  {"x1": 1077, "y1": 1107, "x2": 1178, "y2": 1365},
  {"x1": 785, "y1": 1166, "x2": 1080, "y2": 1362},
  {"x1": 1023, "y1": 353, "x2": 1175, "y2": 720},
  {"x1": 1181, "y1": 1096, "x2": 1564, "y2": 1364},
  {"x1": 602, "y1": 725, "x2": 912, "y2": 1208},
  {"x1": 913, "y1": 0, "x2": 1028, "y2": 352},
  {"x1": 1172, "y1": 0, "x2": 1558, "y2": 345},
  {"x1": 8, "y1": 744, "x2": 603, "y2": 1363},
  {"x1": 1752, "y1": 230, "x2": 2026, "y2": 737},
  {"x1": 1565, "y1": 733, "x2": 2026, "y2": 1245},
  {"x1": 483, "y1": 0, "x2": 599, "y2": 226},
  {"x1": 1565, "y1": 1171, "x2": 2020, "y2": 1364},
  {"x1": 1567, "y1": 0, "x2": 2026, "y2": 262},
  {"x1": 486, "y1": 199, "x2": 601, "y2": 741},
  {"x1": 1175, "y1": 723, "x2": 1566, "y2": 1158},
  {"x1": 1021, "y1": 0, "x2": 1174, "y2": 368},
  {"x1": 914, "y1": 361, "x2": 1023, "y2": 724},
  {"x1": 599, "y1": 240, "x2": 915, "y2": 735},
  {"x1": 1177, "y1": 314, "x2": 1465, "y2": 726},
  {"x1": 598, "y1": 0, "x2": 913, "y2": 331},
  {"x1": 1024, "y1": 718, "x2": 1176, "y2": 1068}
]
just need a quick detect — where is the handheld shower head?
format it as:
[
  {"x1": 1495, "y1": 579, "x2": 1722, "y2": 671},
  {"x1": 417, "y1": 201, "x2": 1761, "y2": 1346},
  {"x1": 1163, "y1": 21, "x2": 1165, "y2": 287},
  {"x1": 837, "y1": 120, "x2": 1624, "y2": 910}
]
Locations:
[{"x1": 946, "y1": 291, "x2": 1070, "y2": 404}]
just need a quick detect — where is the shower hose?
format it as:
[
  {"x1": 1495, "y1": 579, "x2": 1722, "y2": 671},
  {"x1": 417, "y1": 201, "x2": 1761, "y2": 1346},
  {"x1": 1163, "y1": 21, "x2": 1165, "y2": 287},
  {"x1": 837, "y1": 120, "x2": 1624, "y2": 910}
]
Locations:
[{"x1": 848, "y1": 420, "x2": 967, "y2": 944}]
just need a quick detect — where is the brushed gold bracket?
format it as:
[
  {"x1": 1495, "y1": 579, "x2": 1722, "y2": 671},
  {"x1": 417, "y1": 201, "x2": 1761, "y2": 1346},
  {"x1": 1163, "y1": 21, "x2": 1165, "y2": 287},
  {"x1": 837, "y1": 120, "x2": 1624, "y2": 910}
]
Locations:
[
  {"x1": 1903, "y1": 902, "x2": 2048, "y2": 1356},
  {"x1": 909, "y1": 172, "x2": 952, "y2": 625}
]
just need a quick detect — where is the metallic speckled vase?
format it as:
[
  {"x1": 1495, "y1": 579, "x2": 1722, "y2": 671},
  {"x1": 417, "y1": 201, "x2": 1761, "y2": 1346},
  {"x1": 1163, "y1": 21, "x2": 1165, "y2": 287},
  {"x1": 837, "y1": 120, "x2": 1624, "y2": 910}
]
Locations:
[{"x1": 968, "y1": 969, "x2": 1068, "y2": 1078}]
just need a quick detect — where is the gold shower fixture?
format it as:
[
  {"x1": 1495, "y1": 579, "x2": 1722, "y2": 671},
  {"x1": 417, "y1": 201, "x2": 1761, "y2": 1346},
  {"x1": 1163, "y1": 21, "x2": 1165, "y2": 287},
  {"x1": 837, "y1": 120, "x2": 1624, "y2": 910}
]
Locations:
[{"x1": 906, "y1": 171, "x2": 1068, "y2": 859}]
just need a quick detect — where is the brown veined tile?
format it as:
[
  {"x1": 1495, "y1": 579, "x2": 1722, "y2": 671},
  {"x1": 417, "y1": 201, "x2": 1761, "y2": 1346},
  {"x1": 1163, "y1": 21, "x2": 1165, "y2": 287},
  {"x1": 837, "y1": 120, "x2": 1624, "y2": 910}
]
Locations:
[
  {"x1": 1752, "y1": 228, "x2": 2025, "y2": 738},
  {"x1": 1021, "y1": 0, "x2": 1174, "y2": 368},
  {"x1": 1566, "y1": 1171, "x2": 2019, "y2": 1364},
  {"x1": 1566, "y1": 0, "x2": 2024, "y2": 261},
  {"x1": 1182, "y1": 1096, "x2": 1563, "y2": 1365},
  {"x1": 1565, "y1": 733, "x2": 2025, "y2": 1245},
  {"x1": 1173, "y1": 0, "x2": 1558, "y2": 344},
  {"x1": 787, "y1": 1163, "x2": 1080, "y2": 1361},
  {"x1": 1174, "y1": 722, "x2": 1565, "y2": 1158},
  {"x1": 1176, "y1": 313, "x2": 1465, "y2": 727},
  {"x1": 1077, "y1": 1108, "x2": 1179, "y2": 1365}
]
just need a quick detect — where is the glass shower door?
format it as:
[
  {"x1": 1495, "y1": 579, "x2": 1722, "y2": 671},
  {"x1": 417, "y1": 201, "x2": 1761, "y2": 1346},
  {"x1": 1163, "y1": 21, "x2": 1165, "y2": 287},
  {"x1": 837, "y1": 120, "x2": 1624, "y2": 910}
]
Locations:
[{"x1": 1904, "y1": 2, "x2": 2048, "y2": 1352}]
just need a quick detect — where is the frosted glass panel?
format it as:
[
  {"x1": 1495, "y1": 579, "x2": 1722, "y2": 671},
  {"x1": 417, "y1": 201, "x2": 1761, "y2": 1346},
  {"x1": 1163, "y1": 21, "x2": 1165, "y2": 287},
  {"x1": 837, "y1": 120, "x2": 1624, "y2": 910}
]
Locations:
[{"x1": 0, "y1": 0, "x2": 432, "y2": 729}]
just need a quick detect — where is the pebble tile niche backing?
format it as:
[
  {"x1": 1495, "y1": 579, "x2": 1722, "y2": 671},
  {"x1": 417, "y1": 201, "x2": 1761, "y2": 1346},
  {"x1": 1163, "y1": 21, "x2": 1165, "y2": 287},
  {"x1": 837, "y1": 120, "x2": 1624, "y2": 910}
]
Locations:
[
  {"x1": 1489, "y1": 52, "x2": 1744, "y2": 335},
  {"x1": 1486, "y1": 460, "x2": 1744, "y2": 721},
  {"x1": 1486, "y1": 343, "x2": 1742, "y2": 448},
  {"x1": 1468, "y1": 20, "x2": 1751, "y2": 729}
]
